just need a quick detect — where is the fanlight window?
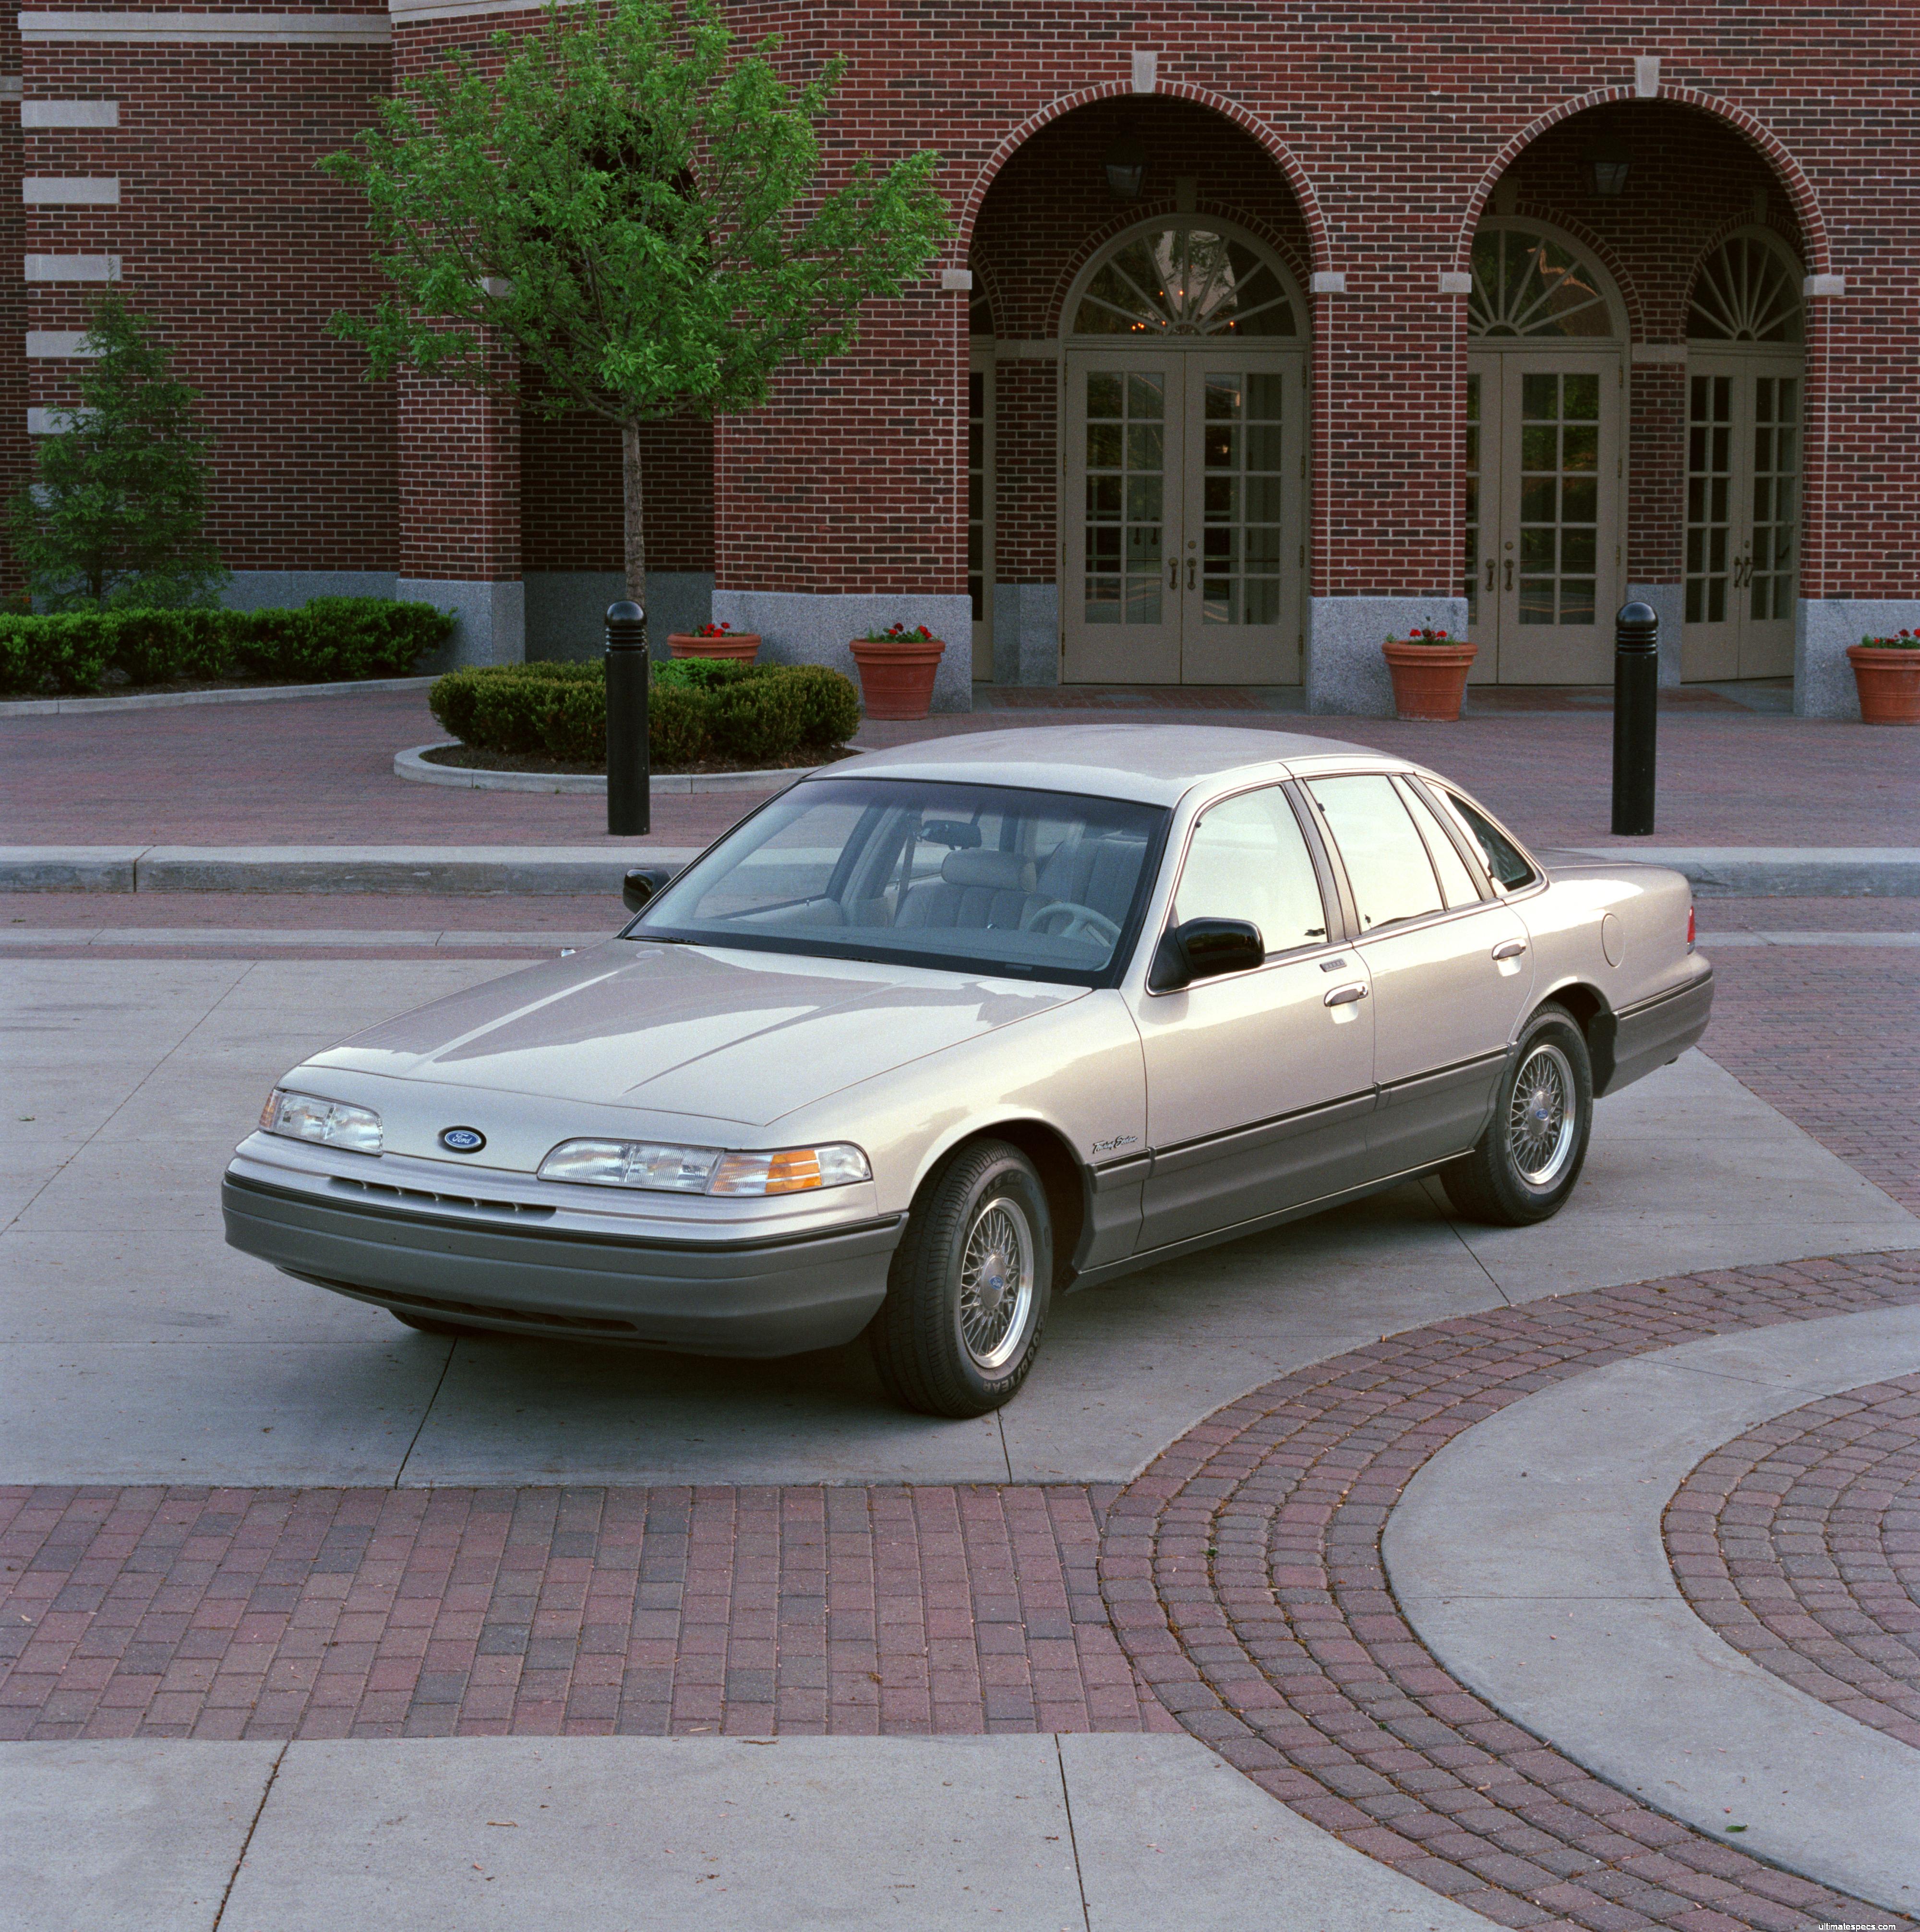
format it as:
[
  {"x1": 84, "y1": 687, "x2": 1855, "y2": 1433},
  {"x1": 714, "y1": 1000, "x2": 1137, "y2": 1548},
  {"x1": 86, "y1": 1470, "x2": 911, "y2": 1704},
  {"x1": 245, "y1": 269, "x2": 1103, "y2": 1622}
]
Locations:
[
  {"x1": 1688, "y1": 236, "x2": 1802, "y2": 343},
  {"x1": 1468, "y1": 227, "x2": 1614, "y2": 338},
  {"x1": 1072, "y1": 225, "x2": 1297, "y2": 337}
]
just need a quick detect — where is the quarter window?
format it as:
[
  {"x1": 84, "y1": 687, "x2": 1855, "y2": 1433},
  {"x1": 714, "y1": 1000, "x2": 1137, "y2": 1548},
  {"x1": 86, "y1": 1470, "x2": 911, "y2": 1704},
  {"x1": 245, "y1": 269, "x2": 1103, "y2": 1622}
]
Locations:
[
  {"x1": 1399, "y1": 781, "x2": 1484, "y2": 907},
  {"x1": 1172, "y1": 786, "x2": 1328, "y2": 954},
  {"x1": 1432, "y1": 788, "x2": 1537, "y2": 891},
  {"x1": 1306, "y1": 775, "x2": 1444, "y2": 930}
]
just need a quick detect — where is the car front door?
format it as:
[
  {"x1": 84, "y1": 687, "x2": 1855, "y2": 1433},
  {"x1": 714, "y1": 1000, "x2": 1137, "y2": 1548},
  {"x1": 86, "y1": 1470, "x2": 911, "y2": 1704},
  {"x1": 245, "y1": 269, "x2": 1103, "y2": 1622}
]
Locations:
[
  {"x1": 1129, "y1": 783, "x2": 1375, "y2": 1253},
  {"x1": 1301, "y1": 773, "x2": 1536, "y2": 1177}
]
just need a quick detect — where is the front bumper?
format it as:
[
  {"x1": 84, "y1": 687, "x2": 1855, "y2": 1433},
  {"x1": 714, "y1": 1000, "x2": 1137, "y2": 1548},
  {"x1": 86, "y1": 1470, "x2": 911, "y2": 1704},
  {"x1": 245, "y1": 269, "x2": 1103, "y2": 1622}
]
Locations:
[{"x1": 222, "y1": 1150, "x2": 904, "y2": 1358}]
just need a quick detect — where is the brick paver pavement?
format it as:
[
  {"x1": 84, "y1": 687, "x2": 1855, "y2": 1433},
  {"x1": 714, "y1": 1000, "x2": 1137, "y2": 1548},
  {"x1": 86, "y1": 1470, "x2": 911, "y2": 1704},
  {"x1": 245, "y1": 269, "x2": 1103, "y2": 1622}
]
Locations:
[
  {"x1": 4, "y1": 683, "x2": 1914, "y2": 847},
  {"x1": 0, "y1": 1484, "x2": 1173, "y2": 1745},
  {"x1": 1097, "y1": 1250, "x2": 1920, "y2": 1932},
  {"x1": 1667, "y1": 1374, "x2": 1920, "y2": 1752}
]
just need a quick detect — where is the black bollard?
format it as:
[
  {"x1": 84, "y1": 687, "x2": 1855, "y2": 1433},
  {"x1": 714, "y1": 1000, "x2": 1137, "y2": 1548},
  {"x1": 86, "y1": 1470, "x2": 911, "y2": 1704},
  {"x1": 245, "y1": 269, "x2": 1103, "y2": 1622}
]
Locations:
[
  {"x1": 1610, "y1": 600, "x2": 1659, "y2": 836},
  {"x1": 605, "y1": 600, "x2": 650, "y2": 837}
]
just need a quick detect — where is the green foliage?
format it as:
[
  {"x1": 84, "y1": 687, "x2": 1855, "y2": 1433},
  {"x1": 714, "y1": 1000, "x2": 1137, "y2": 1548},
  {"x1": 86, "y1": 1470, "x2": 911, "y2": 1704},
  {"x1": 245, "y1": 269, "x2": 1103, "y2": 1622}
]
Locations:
[
  {"x1": 324, "y1": 1, "x2": 949, "y2": 428},
  {"x1": 0, "y1": 598, "x2": 455, "y2": 696},
  {"x1": 781, "y1": 663, "x2": 862, "y2": 747},
  {"x1": 427, "y1": 657, "x2": 860, "y2": 769},
  {"x1": 710, "y1": 672, "x2": 804, "y2": 764},
  {"x1": 321, "y1": 0, "x2": 949, "y2": 602},
  {"x1": 8, "y1": 294, "x2": 228, "y2": 610}
]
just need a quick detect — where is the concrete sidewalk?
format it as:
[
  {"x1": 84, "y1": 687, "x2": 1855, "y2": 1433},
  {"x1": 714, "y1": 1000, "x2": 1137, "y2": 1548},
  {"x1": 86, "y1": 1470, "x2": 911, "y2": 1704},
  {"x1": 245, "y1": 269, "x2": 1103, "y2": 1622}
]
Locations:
[{"x1": 1, "y1": 1734, "x2": 1496, "y2": 1932}]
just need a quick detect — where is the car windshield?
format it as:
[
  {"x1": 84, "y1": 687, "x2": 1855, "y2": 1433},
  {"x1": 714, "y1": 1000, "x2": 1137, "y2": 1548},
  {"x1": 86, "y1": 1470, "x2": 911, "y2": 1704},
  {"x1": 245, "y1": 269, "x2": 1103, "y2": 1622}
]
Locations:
[{"x1": 630, "y1": 777, "x2": 1166, "y2": 983}]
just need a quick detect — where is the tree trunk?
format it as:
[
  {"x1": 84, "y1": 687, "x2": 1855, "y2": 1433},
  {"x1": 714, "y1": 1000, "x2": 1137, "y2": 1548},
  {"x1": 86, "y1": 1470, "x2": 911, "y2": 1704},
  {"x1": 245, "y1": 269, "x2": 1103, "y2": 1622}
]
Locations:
[{"x1": 620, "y1": 418, "x2": 648, "y2": 615}]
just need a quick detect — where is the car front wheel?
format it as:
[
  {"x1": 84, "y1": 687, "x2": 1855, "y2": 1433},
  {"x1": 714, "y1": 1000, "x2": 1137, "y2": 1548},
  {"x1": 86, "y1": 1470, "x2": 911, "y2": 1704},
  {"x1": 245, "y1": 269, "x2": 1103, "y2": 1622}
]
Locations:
[
  {"x1": 869, "y1": 1138, "x2": 1052, "y2": 1418},
  {"x1": 1440, "y1": 1006, "x2": 1593, "y2": 1226}
]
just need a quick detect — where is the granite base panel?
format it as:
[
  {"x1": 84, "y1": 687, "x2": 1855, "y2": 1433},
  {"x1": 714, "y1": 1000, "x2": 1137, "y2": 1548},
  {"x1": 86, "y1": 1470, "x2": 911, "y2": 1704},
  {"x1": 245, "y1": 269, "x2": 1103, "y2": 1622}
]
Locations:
[
  {"x1": 525, "y1": 572, "x2": 715, "y2": 663},
  {"x1": 1625, "y1": 582, "x2": 1686, "y2": 689},
  {"x1": 1797, "y1": 598, "x2": 1920, "y2": 720},
  {"x1": 1307, "y1": 596, "x2": 1469, "y2": 717},
  {"x1": 225, "y1": 571, "x2": 399, "y2": 613},
  {"x1": 710, "y1": 590, "x2": 974, "y2": 712},
  {"x1": 990, "y1": 583, "x2": 1060, "y2": 687},
  {"x1": 395, "y1": 579, "x2": 527, "y2": 672}
]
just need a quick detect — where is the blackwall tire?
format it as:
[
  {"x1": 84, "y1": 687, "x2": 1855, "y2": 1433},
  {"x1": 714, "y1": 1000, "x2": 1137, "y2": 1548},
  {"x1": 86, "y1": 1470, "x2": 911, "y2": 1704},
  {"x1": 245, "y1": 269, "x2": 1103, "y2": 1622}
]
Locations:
[
  {"x1": 1440, "y1": 1006, "x2": 1594, "y2": 1227},
  {"x1": 869, "y1": 1139, "x2": 1053, "y2": 1419}
]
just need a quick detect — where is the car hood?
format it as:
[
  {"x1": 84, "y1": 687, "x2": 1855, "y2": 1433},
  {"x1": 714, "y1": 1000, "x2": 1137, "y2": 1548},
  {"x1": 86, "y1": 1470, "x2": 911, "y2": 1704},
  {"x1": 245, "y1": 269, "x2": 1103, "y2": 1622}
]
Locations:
[{"x1": 305, "y1": 939, "x2": 1086, "y2": 1127}]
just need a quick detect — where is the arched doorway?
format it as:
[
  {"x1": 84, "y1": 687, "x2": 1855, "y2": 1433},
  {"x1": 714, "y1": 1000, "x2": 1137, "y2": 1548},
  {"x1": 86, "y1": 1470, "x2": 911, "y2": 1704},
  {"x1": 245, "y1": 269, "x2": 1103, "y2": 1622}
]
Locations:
[
  {"x1": 1465, "y1": 219, "x2": 1629, "y2": 682},
  {"x1": 1058, "y1": 218, "x2": 1308, "y2": 684},
  {"x1": 1682, "y1": 230, "x2": 1804, "y2": 680}
]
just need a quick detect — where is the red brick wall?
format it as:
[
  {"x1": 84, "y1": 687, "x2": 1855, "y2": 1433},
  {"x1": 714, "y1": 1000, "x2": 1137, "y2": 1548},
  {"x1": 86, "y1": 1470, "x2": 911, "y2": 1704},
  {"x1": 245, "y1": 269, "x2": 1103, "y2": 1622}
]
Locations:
[
  {"x1": 12, "y1": 2, "x2": 1912, "y2": 615},
  {"x1": 520, "y1": 412, "x2": 715, "y2": 574},
  {"x1": 18, "y1": 25, "x2": 396, "y2": 576}
]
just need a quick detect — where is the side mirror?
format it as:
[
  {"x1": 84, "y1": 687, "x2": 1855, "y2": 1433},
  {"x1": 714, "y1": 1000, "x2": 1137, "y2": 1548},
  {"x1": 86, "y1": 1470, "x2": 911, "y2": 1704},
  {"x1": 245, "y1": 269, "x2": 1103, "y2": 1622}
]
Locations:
[
  {"x1": 622, "y1": 866, "x2": 676, "y2": 914},
  {"x1": 1149, "y1": 917, "x2": 1265, "y2": 991}
]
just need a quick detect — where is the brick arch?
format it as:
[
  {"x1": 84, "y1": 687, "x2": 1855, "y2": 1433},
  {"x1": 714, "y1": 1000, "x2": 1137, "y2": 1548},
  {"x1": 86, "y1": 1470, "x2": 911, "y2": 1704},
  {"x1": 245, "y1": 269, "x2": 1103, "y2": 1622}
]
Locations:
[
  {"x1": 1042, "y1": 200, "x2": 1311, "y2": 341},
  {"x1": 956, "y1": 83, "x2": 1330, "y2": 275},
  {"x1": 1453, "y1": 86, "x2": 1832, "y2": 279}
]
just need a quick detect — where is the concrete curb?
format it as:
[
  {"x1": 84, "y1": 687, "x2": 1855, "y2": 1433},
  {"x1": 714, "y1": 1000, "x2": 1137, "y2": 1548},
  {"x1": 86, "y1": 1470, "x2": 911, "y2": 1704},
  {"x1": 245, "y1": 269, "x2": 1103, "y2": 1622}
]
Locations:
[
  {"x1": 0, "y1": 845, "x2": 702, "y2": 894},
  {"x1": 0, "y1": 674, "x2": 441, "y2": 719},
  {"x1": 3, "y1": 843, "x2": 1917, "y2": 897},
  {"x1": 1570, "y1": 845, "x2": 1920, "y2": 896},
  {"x1": 394, "y1": 742, "x2": 815, "y2": 797}
]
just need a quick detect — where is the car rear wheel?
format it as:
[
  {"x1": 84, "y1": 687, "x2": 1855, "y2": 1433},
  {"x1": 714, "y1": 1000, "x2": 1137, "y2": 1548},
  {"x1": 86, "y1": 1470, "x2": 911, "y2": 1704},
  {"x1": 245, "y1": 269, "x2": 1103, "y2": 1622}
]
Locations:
[
  {"x1": 1440, "y1": 1006, "x2": 1593, "y2": 1226},
  {"x1": 869, "y1": 1139, "x2": 1053, "y2": 1418}
]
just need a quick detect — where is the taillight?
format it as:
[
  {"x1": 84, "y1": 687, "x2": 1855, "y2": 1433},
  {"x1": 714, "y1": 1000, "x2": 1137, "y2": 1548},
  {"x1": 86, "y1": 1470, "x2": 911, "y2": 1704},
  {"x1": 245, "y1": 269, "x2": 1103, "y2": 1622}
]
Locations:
[{"x1": 1686, "y1": 903, "x2": 1696, "y2": 952}]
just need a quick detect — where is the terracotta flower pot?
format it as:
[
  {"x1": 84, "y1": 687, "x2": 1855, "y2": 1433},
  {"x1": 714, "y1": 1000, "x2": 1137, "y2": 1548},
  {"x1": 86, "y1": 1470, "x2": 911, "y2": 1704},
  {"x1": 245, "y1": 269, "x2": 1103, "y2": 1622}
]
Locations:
[
  {"x1": 668, "y1": 631, "x2": 761, "y2": 664},
  {"x1": 1381, "y1": 639, "x2": 1477, "y2": 721},
  {"x1": 1846, "y1": 644, "x2": 1920, "y2": 726},
  {"x1": 849, "y1": 637, "x2": 946, "y2": 721}
]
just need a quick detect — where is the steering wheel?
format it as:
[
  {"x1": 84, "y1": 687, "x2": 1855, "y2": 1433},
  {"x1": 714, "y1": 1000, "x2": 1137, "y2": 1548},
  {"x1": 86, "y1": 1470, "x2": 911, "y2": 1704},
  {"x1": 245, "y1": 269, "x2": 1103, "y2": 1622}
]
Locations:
[{"x1": 1021, "y1": 900, "x2": 1121, "y2": 947}]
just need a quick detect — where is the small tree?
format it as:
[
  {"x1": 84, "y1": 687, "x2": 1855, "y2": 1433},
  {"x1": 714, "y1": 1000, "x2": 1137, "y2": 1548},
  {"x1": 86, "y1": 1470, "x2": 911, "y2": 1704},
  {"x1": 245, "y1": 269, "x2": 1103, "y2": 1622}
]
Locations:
[
  {"x1": 8, "y1": 294, "x2": 227, "y2": 609},
  {"x1": 323, "y1": 0, "x2": 949, "y2": 612}
]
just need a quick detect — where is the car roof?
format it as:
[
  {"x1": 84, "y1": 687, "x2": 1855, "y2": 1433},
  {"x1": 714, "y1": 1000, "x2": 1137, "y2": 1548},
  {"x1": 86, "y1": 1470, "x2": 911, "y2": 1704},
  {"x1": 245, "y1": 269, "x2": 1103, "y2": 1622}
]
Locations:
[{"x1": 823, "y1": 724, "x2": 1399, "y2": 807}]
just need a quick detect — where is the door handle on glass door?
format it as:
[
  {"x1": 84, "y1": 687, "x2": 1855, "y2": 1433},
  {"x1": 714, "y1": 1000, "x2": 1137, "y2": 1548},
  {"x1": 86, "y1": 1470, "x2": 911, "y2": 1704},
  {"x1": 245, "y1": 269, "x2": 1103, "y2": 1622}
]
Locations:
[
  {"x1": 1504, "y1": 559, "x2": 1514, "y2": 592},
  {"x1": 1323, "y1": 982, "x2": 1368, "y2": 1007},
  {"x1": 1187, "y1": 558, "x2": 1196, "y2": 590},
  {"x1": 1484, "y1": 559, "x2": 1495, "y2": 591},
  {"x1": 1168, "y1": 560, "x2": 1177, "y2": 589},
  {"x1": 1491, "y1": 939, "x2": 1527, "y2": 960}
]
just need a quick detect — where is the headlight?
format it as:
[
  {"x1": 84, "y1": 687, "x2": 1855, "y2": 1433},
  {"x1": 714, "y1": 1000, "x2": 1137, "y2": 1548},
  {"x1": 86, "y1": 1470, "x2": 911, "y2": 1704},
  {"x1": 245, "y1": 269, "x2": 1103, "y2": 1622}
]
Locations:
[
  {"x1": 537, "y1": 1138, "x2": 871, "y2": 1196},
  {"x1": 259, "y1": 1089, "x2": 383, "y2": 1154}
]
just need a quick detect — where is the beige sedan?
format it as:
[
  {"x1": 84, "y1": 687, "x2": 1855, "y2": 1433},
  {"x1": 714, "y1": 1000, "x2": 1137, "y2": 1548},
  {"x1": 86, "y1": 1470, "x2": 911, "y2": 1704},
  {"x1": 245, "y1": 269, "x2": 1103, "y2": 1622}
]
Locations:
[{"x1": 222, "y1": 726, "x2": 1713, "y2": 1417}]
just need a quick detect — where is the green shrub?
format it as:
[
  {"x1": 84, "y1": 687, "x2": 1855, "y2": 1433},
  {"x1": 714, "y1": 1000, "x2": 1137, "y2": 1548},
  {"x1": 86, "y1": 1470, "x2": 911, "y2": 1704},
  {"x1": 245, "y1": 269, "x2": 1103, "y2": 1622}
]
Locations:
[
  {"x1": 0, "y1": 596, "x2": 455, "y2": 695},
  {"x1": 783, "y1": 664, "x2": 862, "y2": 747},
  {"x1": 425, "y1": 656, "x2": 858, "y2": 769},
  {"x1": 0, "y1": 614, "x2": 109, "y2": 694},
  {"x1": 653, "y1": 656, "x2": 756, "y2": 694}
]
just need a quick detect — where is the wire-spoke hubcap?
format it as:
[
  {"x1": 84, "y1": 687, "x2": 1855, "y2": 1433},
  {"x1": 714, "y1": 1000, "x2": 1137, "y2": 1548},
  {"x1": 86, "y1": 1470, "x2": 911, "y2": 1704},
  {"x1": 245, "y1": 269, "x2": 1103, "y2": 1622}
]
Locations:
[
  {"x1": 1509, "y1": 1042, "x2": 1578, "y2": 1187},
  {"x1": 959, "y1": 1195, "x2": 1036, "y2": 1373}
]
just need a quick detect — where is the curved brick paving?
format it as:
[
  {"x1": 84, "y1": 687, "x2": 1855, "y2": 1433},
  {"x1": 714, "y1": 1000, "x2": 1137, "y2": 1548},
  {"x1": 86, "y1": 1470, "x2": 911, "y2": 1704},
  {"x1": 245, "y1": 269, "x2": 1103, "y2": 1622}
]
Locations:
[
  {"x1": 1096, "y1": 1252, "x2": 1920, "y2": 1932},
  {"x1": 1667, "y1": 1372, "x2": 1920, "y2": 1753}
]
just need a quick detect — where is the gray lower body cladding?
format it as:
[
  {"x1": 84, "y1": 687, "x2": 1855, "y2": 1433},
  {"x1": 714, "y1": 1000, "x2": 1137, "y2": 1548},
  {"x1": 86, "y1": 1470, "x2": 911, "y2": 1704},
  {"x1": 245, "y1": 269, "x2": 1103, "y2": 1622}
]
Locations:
[
  {"x1": 1600, "y1": 970, "x2": 1715, "y2": 1096},
  {"x1": 222, "y1": 1173, "x2": 903, "y2": 1357}
]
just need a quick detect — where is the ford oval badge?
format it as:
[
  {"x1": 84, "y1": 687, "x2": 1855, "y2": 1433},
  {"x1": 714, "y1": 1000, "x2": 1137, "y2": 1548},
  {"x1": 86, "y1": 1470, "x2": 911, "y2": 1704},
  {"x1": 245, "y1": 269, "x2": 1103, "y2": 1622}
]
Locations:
[{"x1": 439, "y1": 1126, "x2": 486, "y2": 1154}]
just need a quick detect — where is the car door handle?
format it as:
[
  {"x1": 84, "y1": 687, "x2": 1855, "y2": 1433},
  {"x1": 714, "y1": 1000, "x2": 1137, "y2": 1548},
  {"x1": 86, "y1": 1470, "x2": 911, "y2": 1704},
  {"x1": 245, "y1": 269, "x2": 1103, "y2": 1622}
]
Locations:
[
  {"x1": 1491, "y1": 939, "x2": 1527, "y2": 960},
  {"x1": 1323, "y1": 982, "x2": 1368, "y2": 1007}
]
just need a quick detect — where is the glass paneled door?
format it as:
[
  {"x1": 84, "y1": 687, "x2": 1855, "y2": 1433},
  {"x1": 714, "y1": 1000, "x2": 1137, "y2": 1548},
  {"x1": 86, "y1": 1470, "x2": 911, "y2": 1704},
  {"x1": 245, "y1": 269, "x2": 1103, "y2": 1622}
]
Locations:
[
  {"x1": 1681, "y1": 355, "x2": 1799, "y2": 681},
  {"x1": 1464, "y1": 350, "x2": 1623, "y2": 683},
  {"x1": 1063, "y1": 350, "x2": 1303, "y2": 683}
]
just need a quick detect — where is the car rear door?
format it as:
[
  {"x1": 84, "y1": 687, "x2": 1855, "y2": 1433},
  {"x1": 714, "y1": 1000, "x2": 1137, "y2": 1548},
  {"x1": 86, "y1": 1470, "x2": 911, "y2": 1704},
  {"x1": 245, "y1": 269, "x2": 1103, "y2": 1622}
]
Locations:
[
  {"x1": 1299, "y1": 772, "x2": 1535, "y2": 1178},
  {"x1": 1128, "y1": 782, "x2": 1376, "y2": 1253}
]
